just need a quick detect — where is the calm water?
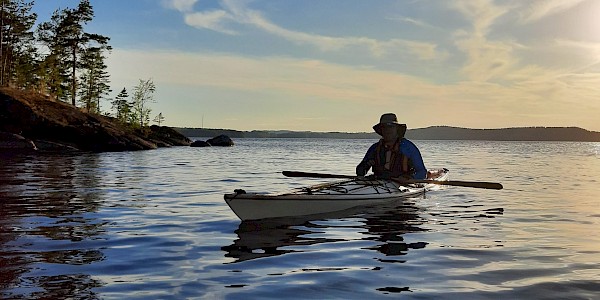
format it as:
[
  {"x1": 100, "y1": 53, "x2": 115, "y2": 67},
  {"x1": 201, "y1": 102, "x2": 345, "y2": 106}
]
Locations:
[{"x1": 1, "y1": 139, "x2": 599, "y2": 299}]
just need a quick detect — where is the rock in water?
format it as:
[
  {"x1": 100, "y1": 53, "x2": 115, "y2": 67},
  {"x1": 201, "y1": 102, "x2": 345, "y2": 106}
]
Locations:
[
  {"x1": 207, "y1": 135, "x2": 234, "y2": 146},
  {"x1": 190, "y1": 140, "x2": 211, "y2": 147},
  {"x1": 0, "y1": 132, "x2": 37, "y2": 151}
]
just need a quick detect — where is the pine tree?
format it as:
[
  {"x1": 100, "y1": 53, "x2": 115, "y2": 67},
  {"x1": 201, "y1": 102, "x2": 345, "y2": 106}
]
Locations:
[
  {"x1": 111, "y1": 87, "x2": 131, "y2": 123},
  {"x1": 78, "y1": 46, "x2": 111, "y2": 114},
  {"x1": 0, "y1": 0, "x2": 37, "y2": 87},
  {"x1": 36, "y1": 0, "x2": 110, "y2": 105}
]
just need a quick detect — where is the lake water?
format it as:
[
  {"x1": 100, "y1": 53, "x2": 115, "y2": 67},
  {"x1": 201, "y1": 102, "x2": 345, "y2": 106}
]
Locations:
[{"x1": 1, "y1": 139, "x2": 599, "y2": 299}]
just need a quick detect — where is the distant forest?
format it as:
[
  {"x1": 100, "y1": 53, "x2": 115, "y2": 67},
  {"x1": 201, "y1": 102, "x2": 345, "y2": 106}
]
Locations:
[{"x1": 176, "y1": 126, "x2": 600, "y2": 142}]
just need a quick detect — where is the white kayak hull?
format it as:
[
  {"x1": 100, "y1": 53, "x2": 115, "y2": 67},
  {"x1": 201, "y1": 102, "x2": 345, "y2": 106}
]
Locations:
[{"x1": 224, "y1": 169, "x2": 449, "y2": 221}]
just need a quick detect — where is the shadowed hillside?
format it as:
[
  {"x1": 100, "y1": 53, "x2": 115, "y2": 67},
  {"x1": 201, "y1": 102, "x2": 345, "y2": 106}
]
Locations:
[{"x1": 406, "y1": 126, "x2": 600, "y2": 141}]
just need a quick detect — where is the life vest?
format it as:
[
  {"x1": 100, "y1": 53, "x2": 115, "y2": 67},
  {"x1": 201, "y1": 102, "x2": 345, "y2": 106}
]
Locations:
[{"x1": 372, "y1": 139, "x2": 411, "y2": 178}]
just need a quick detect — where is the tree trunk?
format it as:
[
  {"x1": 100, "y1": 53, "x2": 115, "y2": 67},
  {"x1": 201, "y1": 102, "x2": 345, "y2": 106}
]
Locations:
[{"x1": 71, "y1": 45, "x2": 77, "y2": 106}]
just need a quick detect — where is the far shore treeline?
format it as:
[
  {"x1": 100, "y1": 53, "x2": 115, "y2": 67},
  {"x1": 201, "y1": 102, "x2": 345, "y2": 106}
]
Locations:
[{"x1": 176, "y1": 126, "x2": 600, "y2": 142}]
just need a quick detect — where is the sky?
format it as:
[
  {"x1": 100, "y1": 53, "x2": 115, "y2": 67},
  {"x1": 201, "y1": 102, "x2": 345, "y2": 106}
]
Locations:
[{"x1": 31, "y1": 0, "x2": 600, "y2": 132}]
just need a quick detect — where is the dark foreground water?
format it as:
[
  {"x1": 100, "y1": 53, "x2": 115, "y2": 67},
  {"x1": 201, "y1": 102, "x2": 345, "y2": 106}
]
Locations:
[{"x1": 1, "y1": 139, "x2": 599, "y2": 299}]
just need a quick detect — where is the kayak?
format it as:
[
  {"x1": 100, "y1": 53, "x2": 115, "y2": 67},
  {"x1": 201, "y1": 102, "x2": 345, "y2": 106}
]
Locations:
[{"x1": 224, "y1": 168, "x2": 449, "y2": 221}]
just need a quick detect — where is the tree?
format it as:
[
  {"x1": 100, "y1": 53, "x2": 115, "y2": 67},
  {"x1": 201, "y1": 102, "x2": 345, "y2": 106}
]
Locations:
[
  {"x1": 131, "y1": 78, "x2": 155, "y2": 128},
  {"x1": 111, "y1": 87, "x2": 131, "y2": 123},
  {"x1": 153, "y1": 112, "x2": 165, "y2": 126},
  {"x1": 78, "y1": 46, "x2": 111, "y2": 113},
  {"x1": 0, "y1": 0, "x2": 37, "y2": 87},
  {"x1": 37, "y1": 0, "x2": 110, "y2": 105}
]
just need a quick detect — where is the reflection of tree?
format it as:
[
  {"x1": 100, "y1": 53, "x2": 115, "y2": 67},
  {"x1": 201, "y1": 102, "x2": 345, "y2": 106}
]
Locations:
[
  {"x1": 28, "y1": 274, "x2": 103, "y2": 300},
  {"x1": 0, "y1": 153, "x2": 107, "y2": 299},
  {"x1": 0, "y1": 253, "x2": 30, "y2": 293}
]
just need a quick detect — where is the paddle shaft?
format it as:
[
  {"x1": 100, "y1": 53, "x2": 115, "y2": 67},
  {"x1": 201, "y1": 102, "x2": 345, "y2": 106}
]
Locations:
[
  {"x1": 282, "y1": 171, "x2": 503, "y2": 190},
  {"x1": 282, "y1": 171, "x2": 355, "y2": 179}
]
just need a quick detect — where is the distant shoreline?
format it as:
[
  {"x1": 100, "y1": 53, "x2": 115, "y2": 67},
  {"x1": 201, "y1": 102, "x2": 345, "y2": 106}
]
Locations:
[{"x1": 175, "y1": 126, "x2": 600, "y2": 142}]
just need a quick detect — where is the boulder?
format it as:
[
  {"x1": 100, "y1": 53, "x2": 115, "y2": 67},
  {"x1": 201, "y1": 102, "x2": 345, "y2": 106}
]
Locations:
[
  {"x1": 207, "y1": 134, "x2": 234, "y2": 146},
  {"x1": 0, "y1": 131, "x2": 37, "y2": 151},
  {"x1": 32, "y1": 139, "x2": 80, "y2": 152},
  {"x1": 190, "y1": 140, "x2": 210, "y2": 147},
  {"x1": 147, "y1": 125, "x2": 191, "y2": 147}
]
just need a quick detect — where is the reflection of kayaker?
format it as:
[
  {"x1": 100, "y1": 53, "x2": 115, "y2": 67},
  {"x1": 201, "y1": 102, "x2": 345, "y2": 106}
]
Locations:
[{"x1": 356, "y1": 113, "x2": 427, "y2": 180}]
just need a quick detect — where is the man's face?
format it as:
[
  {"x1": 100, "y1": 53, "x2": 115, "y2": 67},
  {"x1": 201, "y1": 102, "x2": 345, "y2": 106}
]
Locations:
[{"x1": 381, "y1": 124, "x2": 398, "y2": 141}]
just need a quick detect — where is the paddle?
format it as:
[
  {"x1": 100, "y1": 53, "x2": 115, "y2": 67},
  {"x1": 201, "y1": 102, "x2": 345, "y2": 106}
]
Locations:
[{"x1": 282, "y1": 171, "x2": 503, "y2": 190}]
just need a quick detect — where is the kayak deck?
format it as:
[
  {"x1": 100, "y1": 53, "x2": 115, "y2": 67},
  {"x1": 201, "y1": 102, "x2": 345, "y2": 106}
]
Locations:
[{"x1": 224, "y1": 169, "x2": 449, "y2": 220}]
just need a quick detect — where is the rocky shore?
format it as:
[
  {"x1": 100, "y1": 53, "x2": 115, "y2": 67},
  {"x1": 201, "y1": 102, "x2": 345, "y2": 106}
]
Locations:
[{"x1": 0, "y1": 87, "x2": 191, "y2": 153}]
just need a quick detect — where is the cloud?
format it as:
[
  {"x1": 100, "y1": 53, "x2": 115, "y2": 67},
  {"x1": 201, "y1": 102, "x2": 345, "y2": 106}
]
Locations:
[
  {"x1": 519, "y1": 0, "x2": 587, "y2": 23},
  {"x1": 106, "y1": 48, "x2": 600, "y2": 130},
  {"x1": 107, "y1": 49, "x2": 441, "y2": 103},
  {"x1": 164, "y1": 0, "x2": 444, "y2": 60},
  {"x1": 387, "y1": 16, "x2": 439, "y2": 30},
  {"x1": 162, "y1": 0, "x2": 198, "y2": 13},
  {"x1": 448, "y1": 0, "x2": 522, "y2": 82},
  {"x1": 184, "y1": 10, "x2": 238, "y2": 35},
  {"x1": 151, "y1": 1, "x2": 600, "y2": 130},
  {"x1": 106, "y1": 48, "x2": 597, "y2": 106}
]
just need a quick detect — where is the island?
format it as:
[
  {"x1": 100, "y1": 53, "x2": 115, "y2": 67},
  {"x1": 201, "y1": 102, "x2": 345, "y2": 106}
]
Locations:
[{"x1": 0, "y1": 88, "x2": 191, "y2": 152}]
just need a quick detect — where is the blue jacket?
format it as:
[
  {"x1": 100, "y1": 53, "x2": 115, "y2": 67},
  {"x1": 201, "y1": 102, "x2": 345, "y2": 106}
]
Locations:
[{"x1": 357, "y1": 138, "x2": 427, "y2": 179}]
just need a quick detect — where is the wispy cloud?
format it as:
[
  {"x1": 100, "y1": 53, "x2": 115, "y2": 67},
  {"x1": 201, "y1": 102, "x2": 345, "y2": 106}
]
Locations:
[
  {"x1": 106, "y1": 48, "x2": 600, "y2": 130},
  {"x1": 150, "y1": 1, "x2": 600, "y2": 130},
  {"x1": 164, "y1": 0, "x2": 444, "y2": 60},
  {"x1": 519, "y1": 0, "x2": 587, "y2": 23},
  {"x1": 386, "y1": 15, "x2": 441, "y2": 31},
  {"x1": 184, "y1": 10, "x2": 238, "y2": 35},
  {"x1": 162, "y1": 0, "x2": 198, "y2": 13},
  {"x1": 450, "y1": 0, "x2": 517, "y2": 81}
]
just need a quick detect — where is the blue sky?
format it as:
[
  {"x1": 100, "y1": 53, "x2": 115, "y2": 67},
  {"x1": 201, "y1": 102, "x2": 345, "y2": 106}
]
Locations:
[{"x1": 32, "y1": 0, "x2": 600, "y2": 132}]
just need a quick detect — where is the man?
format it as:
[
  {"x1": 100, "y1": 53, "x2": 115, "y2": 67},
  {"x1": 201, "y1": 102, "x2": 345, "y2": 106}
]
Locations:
[{"x1": 356, "y1": 113, "x2": 427, "y2": 180}]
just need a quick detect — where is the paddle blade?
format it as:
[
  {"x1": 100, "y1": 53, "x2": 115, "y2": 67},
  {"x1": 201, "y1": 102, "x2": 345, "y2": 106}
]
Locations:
[{"x1": 398, "y1": 179, "x2": 503, "y2": 190}]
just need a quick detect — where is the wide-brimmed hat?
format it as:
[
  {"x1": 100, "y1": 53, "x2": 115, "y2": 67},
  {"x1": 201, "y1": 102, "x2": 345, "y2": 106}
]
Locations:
[{"x1": 373, "y1": 113, "x2": 406, "y2": 135}]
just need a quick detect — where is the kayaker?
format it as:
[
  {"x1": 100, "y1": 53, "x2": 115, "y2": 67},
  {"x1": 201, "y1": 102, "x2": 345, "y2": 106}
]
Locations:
[{"x1": 356, "y1": 113, "x2": 427, "y2": 180}]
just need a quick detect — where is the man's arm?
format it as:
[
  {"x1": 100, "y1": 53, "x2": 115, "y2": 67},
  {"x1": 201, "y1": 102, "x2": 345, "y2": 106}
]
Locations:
[
  {"x1": 403, "y1": 140, "x2": 427, "y2": 179},
  {"x1": 356, "y1": 143, "x2": 378, "y2": 176}
]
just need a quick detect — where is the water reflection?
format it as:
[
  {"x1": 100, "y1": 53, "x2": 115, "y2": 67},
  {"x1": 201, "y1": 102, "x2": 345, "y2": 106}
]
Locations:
[
  {"x1": 361, "y1": 204, "x2": 430, "y2": 260},
  {"x1": 221, "y1": 198, "x2": 506, "y2": 296},
  {"x1": 222, "y1": 201, "x2": 430, "y2": 263},
  {"x1": 222, "y1": 221, "x2": 317, "y2": 262},
  {"x1": 0, "y1": 153, "x2": 107, "y2": 300}
]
